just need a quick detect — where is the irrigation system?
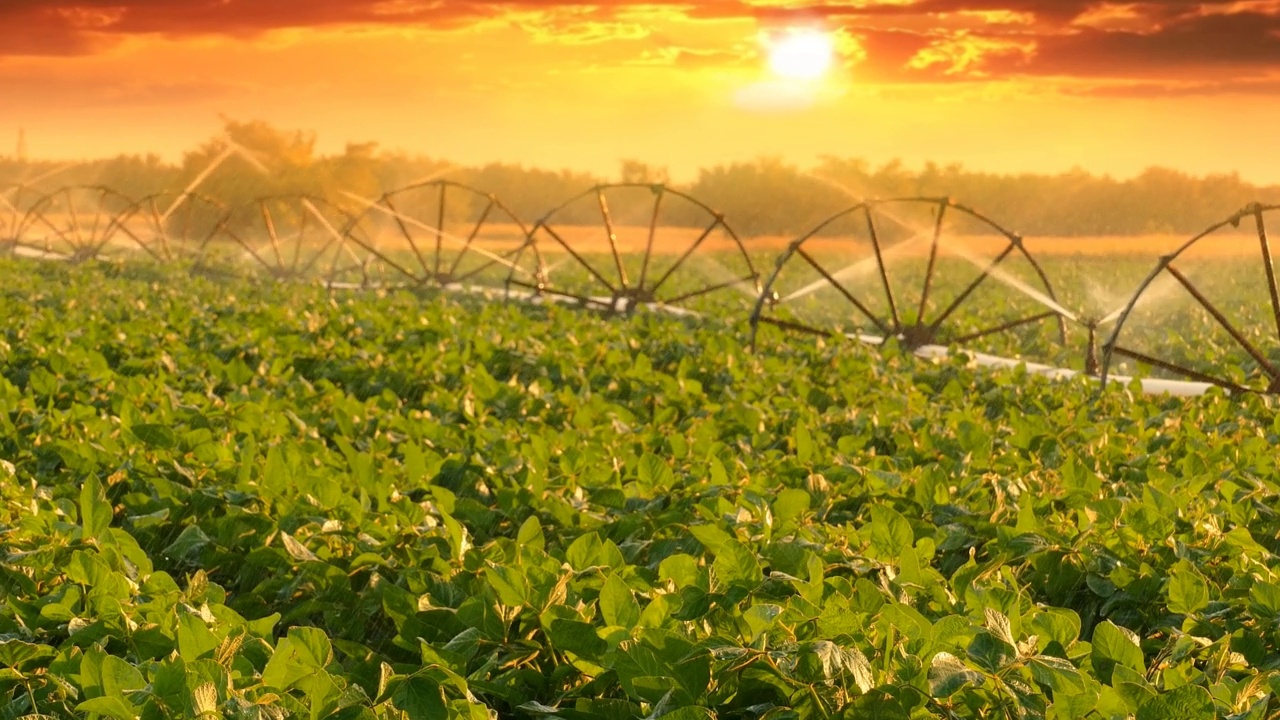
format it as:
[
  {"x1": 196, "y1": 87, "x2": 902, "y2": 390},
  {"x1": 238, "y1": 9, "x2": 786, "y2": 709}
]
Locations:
[{"x1": 2, "y1": 148, "x2": 1278, "y2": 399}]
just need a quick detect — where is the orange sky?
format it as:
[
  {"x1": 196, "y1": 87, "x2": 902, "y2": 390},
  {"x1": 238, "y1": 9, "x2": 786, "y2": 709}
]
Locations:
[{"x1": 3, "y1": 1, "x2": 1280, "y2": 183}]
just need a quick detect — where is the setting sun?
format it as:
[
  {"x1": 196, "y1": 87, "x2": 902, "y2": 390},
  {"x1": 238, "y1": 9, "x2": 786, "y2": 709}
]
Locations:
[{"x1": 767, "y1": 29, "x2": 836, "y2": 81}]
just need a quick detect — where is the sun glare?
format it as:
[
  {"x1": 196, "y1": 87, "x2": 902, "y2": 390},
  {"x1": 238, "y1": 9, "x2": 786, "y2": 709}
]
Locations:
[{"x1": 767, "y1": 30, "x2": 835, "y2": 81}]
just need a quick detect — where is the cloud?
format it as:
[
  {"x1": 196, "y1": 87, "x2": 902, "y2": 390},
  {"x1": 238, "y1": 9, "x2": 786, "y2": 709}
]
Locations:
[
  {"x1": 1063, "y1": 74, "x2": 1280, "y2": 97},
  {"x1": 3, "y1": 0, "x2": 1280, "y2": 94},
  {"x1": 751, "y1": 2, "x2": 1280, "y2": 85},
  {"x1": 628, "y1": 45, "x2": 755, "y2": 69}
]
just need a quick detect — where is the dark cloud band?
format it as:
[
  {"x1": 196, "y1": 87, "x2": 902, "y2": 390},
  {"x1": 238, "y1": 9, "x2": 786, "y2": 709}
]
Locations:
[{"x1": 3, "y1": 1, "x2": 1279, "y2": 86}]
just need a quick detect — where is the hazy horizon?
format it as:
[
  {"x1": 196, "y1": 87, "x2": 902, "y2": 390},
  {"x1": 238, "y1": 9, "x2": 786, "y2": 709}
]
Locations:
[
  {"x1": 5, "y1": 120, "x2": 1280, "y2": 190},
  {"x1": 3, "y1": 1, "x2": 1280, "y2": 184}
]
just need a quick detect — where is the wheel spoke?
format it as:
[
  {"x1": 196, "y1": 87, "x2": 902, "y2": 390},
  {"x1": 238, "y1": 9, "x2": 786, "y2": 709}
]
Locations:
[
  {"x1": 795, "y1": 246, "x2": 890, "y2": 336},
  {"x1": 1253, "y1": 207, "x2": 1280, "y2": 341},
  {"x1": 538, "y1": 222, "x2": 617, "y2": 294},
  {"x1": 927, "y1": 243, "x2": 1016, "y2": 334},
  {"x1": 596, "y1": 188, "x2": 629, "y2": 290},
  {"x1": 757, "y1": 315, "x2": 834, "y2": 338},
  {"x1": 290, "y1": 200, "x2": 310, "y2": 273},
  {"x1": 864, "y1": 206, "x2": 900, "y2": 331},
  {"x1": 434, "y1": 183, "x2": 446, "y2": 276},
  {"x1": 648, "y1": 216, "x2": 719, "y2": 297},
  {"x1": 1165, "y1": 263, "x2": 1280, "y2": 382},
  {"x1": 945, "y1": 311, "x2": 1059, "y2": 347},
  {"x1": 445, "y1": 197, "x2": 496, "y2": 279},
  {"x1": 637, "y1": 187, "x2": 665, "y2": 291},
  {"x1": 660, "y1": 274, "x2": 756, "y2": 306},
  {"x1": 382, "y1": 195, "x2": 431, "y2": 281},
  {"x1": 916, "y1": 200, "x2": 947, "y2": 324},
  {"x1": 259, "y1": 202, "x2": 286, "y2": 271},
  {"x1": 1111, "y1": 345, "x2": 1248, "y2": 393}
]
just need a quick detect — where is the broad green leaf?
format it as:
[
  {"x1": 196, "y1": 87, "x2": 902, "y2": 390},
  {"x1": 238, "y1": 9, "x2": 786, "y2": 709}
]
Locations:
[
  {"x1": 1250, "y1": 580, "x2": 1280, "y2": 618},
  {"x1": 100, "y1": 655, "x2": 145, "y2": 698},
  {"x1": 1135, "y1": 684, "x2": 1215, "y2": 720},
  {"x1": 659, "y1": 554, "x2": 704, "y2": 590},
  {"x1": 392, "y1": 675, "x2": 447, "y2": 719},
  {"x1": 0, "y1": 640, "x2": 55, "y2": 669},
  {"x1": 1030, "y1": 608, "x2": 1080, "y2": 649},
  {"x1": 967, "y1": 631, "x2": 1015, "y2": 673},
  {"x1": 984, "y1": 607, "x2": 1016, "y2": 648},
  {"x1": 1166, "y1": 561, "x2": 1209, "y2": 615},
  {"x1": 772, "y1": 488, "x2": 810, "y2": 530},
  {"x1": 1029, "y1": 655, "x2": 1089, "y2": 696},
  {"x1": 151, "y1": 659, "x2": 191, "y2": 716},
  {"x1": 1091, "y1": 621, "x2": 1145, "y2": 684},
  {"x1": 287, "y1": 626, "x2": 334, "y2": 669},
  {"x1": 793, "y1": 422, "x2": 814, "y2": 462},
  {"x1": 281, "y1": 532, "x2": 320, "y2": 563},
  {"x1": 711, "y1": 540, "x2": 761, "y2": 588},
  {"x1": 600, "y1": 573, "x2": 641, "y2": 630},
  {"x1": 867, "y1": 504, "x2": 913, "y2": 561},
  {"x1": 176, "y1": 612, "x2": 219, "y2": 661},
  {"x1": 484, "y1": 565, "x2": 528, "y2": 607},
  {"x1": 565, "y1": 532, "x2": 622, "y2": 571},
  {"x1": 76, "y1": 696, "x2": 139, "y2": 719},
  {"x1": 262, "y1": 638, "x2": 312, "y2": 690},
  {"x1": 162, "y1": 525, "x2": 211, "y2": 562},
  {"x1": 131, "y1": 423, "x2": 177, "y2": 449},
  {"x1": 708, "y1": 457, "x2": 729, "y2": 486},
  {"x1": 80, "y1": 475, "x2": 111, "y2": 540},
  {"x1": 929, "y1": 652, "x2": 984, "y2": 697},
  {"x1": 843, "y1": 689, "x2": 911, "y2": 719},
  {"x1": 637, "y1": 453, "x2": 674, "y2": 489},
  {"x1": 686, "y1": 524, "x2": 734, "y2": 554},
  {"x1": 440, "y1": 510, "x2": 471, "y2": 562},
  {"x1": 743, "y1": 604, "x2": 782, "y2": 640},
  {"x1": 262, "y1": 628, "x2": 333, "y2": 691},
  {"x1": 547, "y1": 619, "x2": 607, "y2": 661},
  {"x1": 516, "y1": 516, "x2": 545, "y2": 551}
]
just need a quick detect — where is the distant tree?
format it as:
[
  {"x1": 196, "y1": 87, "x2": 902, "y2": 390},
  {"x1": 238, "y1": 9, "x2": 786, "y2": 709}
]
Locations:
[
  {"x1": 315, "y1": 141, "x2": 382, "y2": 211},
  {"x1": 10, "y1": 117, "x2": 1280, "y2": 240},
  {"x1": 96, "y1": 154, "x2": 179, "y2": 202},
  {"x1": 178, "y1": 119, "x2": 321, "y2": 205},
  {"x1": 460, "y1": 163, "x2": 602, "y2": 225},
  {"x1": 687, "y1": 158, "x2": 847, "y2": 236},
  {"x1": 619, "y1": 159, "x2": 670, "y2": 186}
]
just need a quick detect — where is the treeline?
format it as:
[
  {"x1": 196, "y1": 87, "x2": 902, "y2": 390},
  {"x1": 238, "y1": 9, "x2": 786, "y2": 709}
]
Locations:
[{"x1": 3, "y1": 120, "x2": 1277, "y2": 238}]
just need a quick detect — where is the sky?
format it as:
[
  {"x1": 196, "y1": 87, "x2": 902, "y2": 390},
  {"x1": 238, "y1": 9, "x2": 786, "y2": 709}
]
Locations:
[{"x1": 3, "y1": 0, "x2": 1280, "y2": 183}]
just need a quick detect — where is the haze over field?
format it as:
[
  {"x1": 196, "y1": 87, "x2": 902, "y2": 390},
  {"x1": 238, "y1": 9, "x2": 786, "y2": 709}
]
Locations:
[{"x1": 2, "y1": 1, "x2": 1279, "y2": 184}]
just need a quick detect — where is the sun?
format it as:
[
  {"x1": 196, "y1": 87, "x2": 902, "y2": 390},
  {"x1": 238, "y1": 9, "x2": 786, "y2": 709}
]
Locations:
[{"x1": 767, "y1": 30, "x2": 836, "y2": 81}]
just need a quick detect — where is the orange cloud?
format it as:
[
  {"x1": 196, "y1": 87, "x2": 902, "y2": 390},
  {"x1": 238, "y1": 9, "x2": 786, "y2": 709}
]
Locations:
[
  {"x1": 906, "y1": 33, "x2": 1036, "y2": 77},
  {"x1": 3, "y1": 1, "x2": 1280, "y2": 91}
]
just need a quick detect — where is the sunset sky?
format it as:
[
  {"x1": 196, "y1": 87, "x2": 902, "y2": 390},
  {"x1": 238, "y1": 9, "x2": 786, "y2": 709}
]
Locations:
[{"x1": 3, "y1": 1, "x2": 1280, "y2": 183}]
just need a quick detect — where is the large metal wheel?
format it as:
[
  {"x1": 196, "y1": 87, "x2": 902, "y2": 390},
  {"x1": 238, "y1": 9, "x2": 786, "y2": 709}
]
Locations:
[
  {"x1": 517, "y1": 184, "x2": 761, "y2": 314},
  {"x1": 197, "y1": 195, "x2": 364, "y2": 283},
  {"x1": 750, "y1": 197, "x2": 1068, "y2": 358},
  {"x1": 0, "y1": 185, "x2": 41, "y2": 255},
  {"x1": 110, "y1": 191, "x2": 227, "y2": 265},
  {"x1": 340, "y1": 180, "x2": 542, "y2": 291},
  {"x1": 1101, "y1": 202, "x2": 1280, "y2": 394},
  {"x1": 12, "y1": 186, "x2": 139, "y2": 262}
]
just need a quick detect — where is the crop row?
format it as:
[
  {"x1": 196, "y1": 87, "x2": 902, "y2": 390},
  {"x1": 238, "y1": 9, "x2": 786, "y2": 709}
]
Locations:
[
  {"x1": 3, "y1": 260, "x2": 1280, "y2": 719},
  {"x1": 3, "y1": 181, "x2": 1280, "y2": 395}
]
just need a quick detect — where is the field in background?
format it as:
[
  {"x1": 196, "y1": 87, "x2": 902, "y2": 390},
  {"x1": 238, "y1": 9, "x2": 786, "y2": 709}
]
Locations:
[
  {"x1": 364, "y1": 222, "x2": 1268, "y2": 259},
  {"x1": 11, "y1": 206, "x2": 1269, "y2": 259}
]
